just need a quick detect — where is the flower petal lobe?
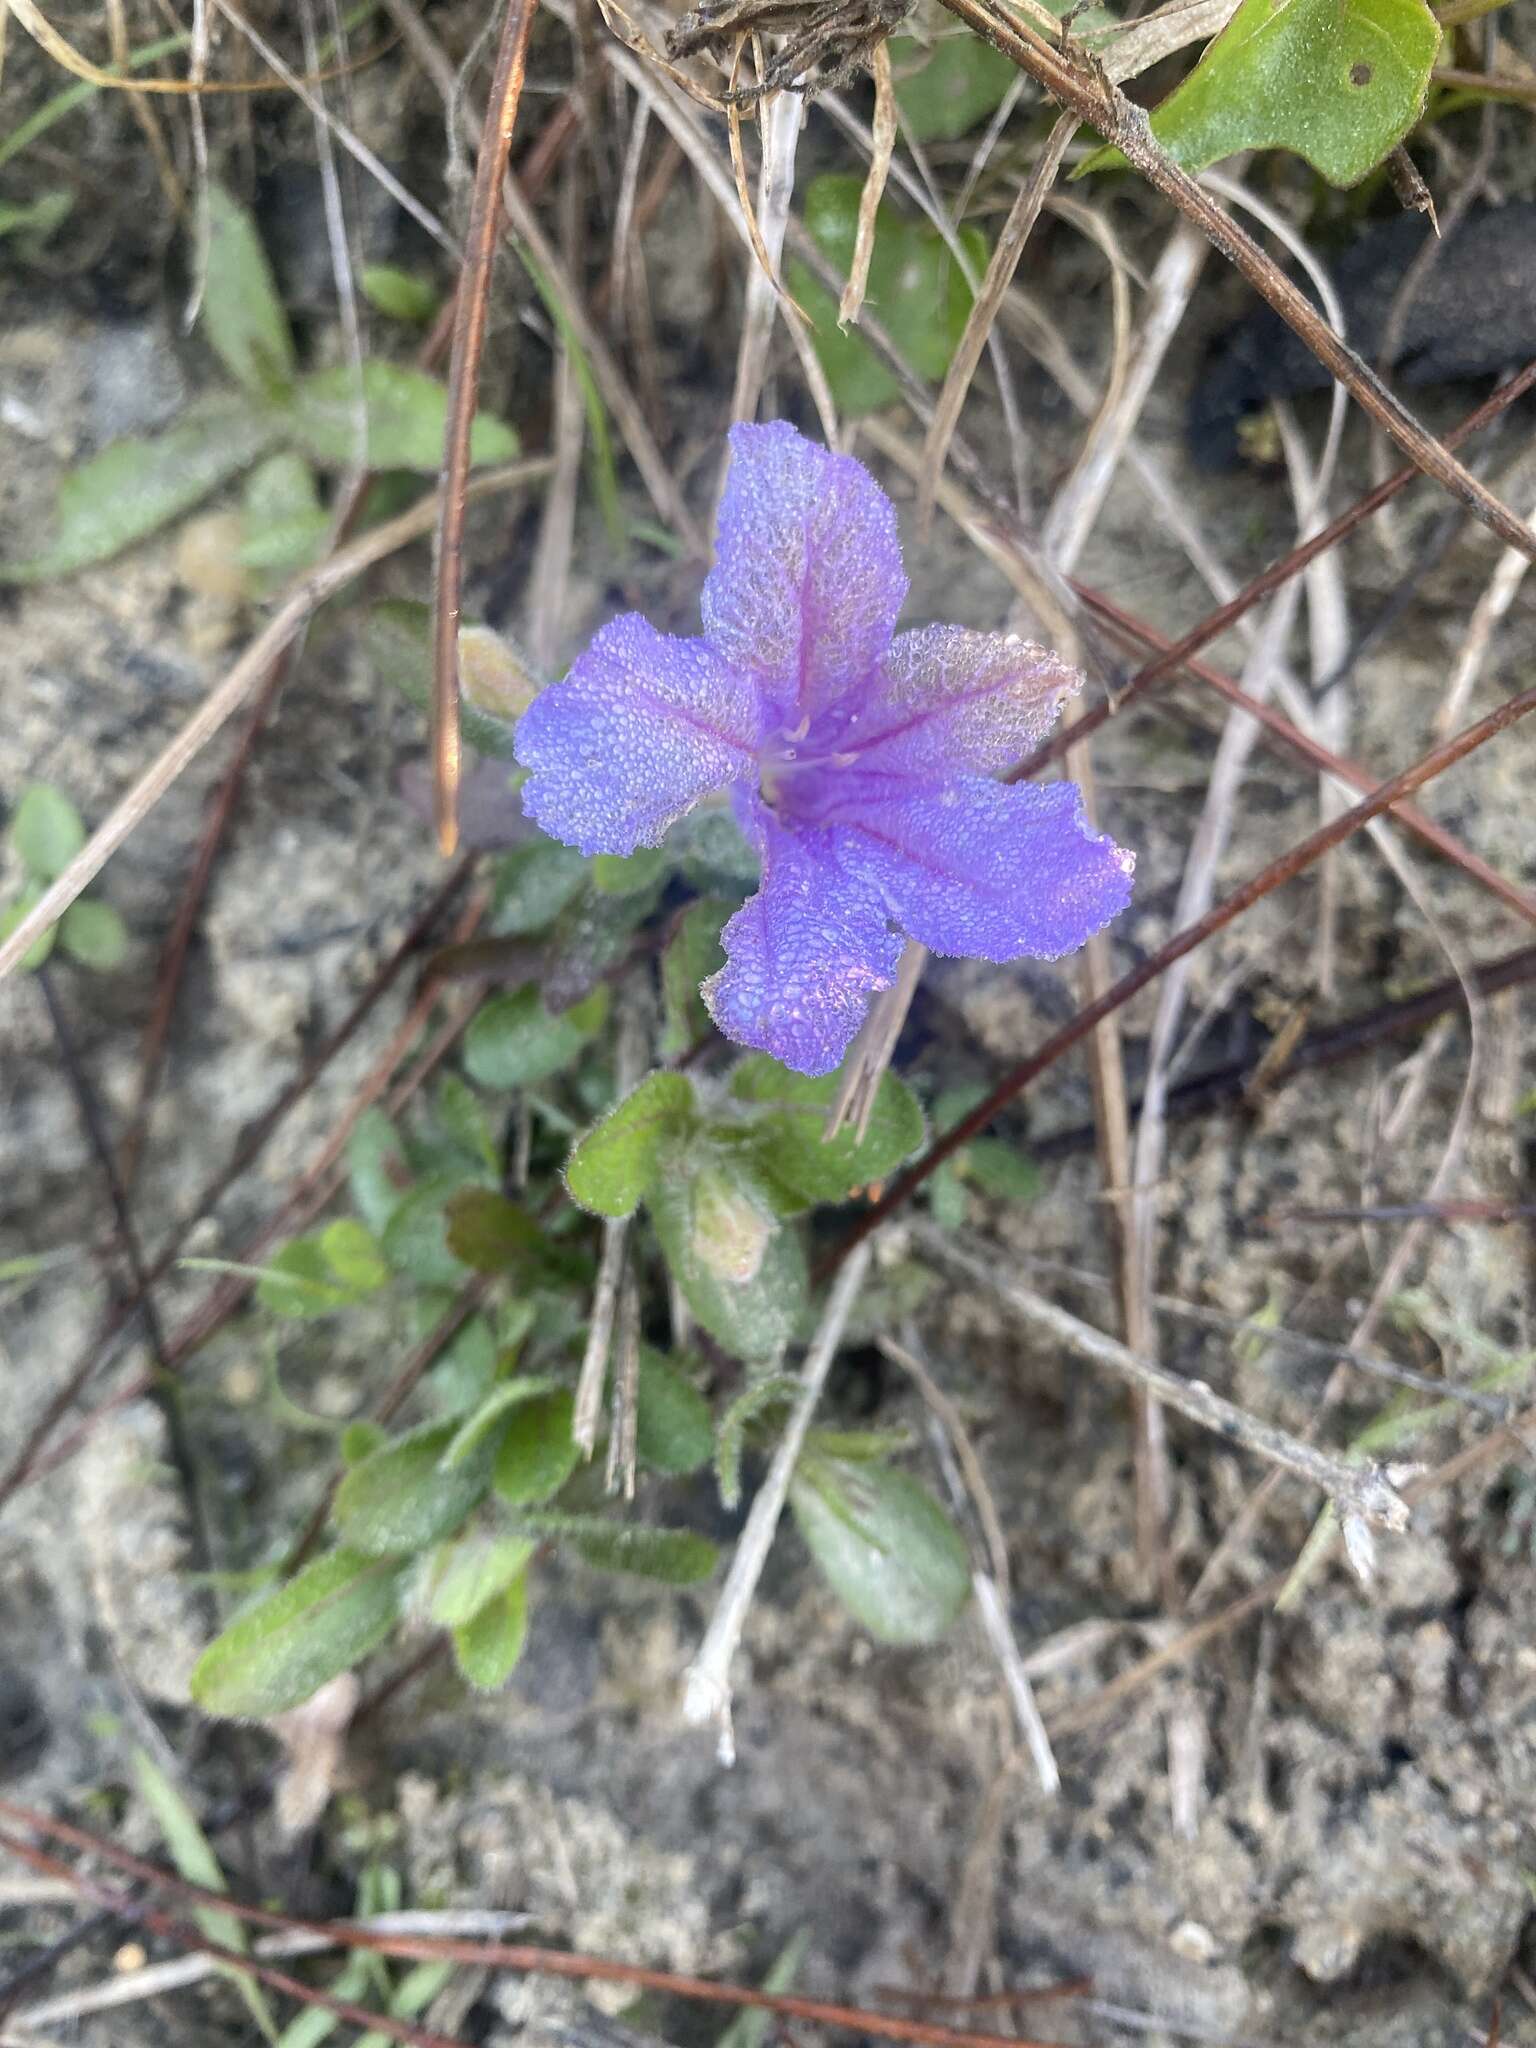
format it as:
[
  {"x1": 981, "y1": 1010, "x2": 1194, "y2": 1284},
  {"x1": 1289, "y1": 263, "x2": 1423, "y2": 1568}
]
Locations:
[
  {"x1": 702, "y1": 809, "x2": 902, "y2": 1077},
  {"x1": 515, "y1": 615, "x2": 762, "y2": 856},
  {"x1": 702, "y1": 422, "x2": 907, "y2": 723},
  {"x1": 833, "y1": 779, "x2": 1134, "y2": 962},
  {"x1": 850, "y1": 625, "x2": 1080, "y2": 777}
]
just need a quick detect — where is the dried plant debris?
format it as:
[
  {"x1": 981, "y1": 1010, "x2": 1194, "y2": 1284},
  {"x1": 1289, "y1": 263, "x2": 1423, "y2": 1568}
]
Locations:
[
  {"x1": 666, "y1": 0, "x2": 916, "y2": 96},
  {"x1": 1190, "y1": 203, "x2": 1536, "y2": 468}
]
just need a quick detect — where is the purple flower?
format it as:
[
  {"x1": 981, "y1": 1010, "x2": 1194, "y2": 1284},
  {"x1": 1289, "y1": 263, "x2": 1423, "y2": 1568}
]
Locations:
[{"x1": 515, "y1": 422, "x2": 1134, "y2": 1077}]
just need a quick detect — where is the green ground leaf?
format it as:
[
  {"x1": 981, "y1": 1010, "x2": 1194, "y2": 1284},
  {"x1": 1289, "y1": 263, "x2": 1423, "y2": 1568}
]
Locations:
[
  {"x1": 347, "y1": 1108, "x2": 412, "y2": 1239},
  {"x1": 59, "y1": 898, "x2": 129, "y2": 970},
  {"x1": 360, "y1": 262, "x2": 440, "y2": 325},
  {"x1": 730, "y1": 1056, "x2": 925, "y2": 1210},
  {"x1": 203, "y1": 184, "x2": 297, "y2": 400},
  {"x1": 286, "y1": 361, "x2": 518, "y2": 472},
  {"x1": 464, "y1": 985, "x2": 609, "y2": 1090},
  {"x1": 650, "y1": 1174, "x2": 807, "y2": 1361},
  {"x1": 565, "y1": 1072, "x2": 696, "y2": 1218},
  {"x1": 133, "y1": 1750, "x2": 278, "y2": 2039},
  {"x1": 443, "y1": 1189, "x2": 544, "y2": 1276},
  {"x1": 490, "y1": 840, "x2": 590, "y2": 934},
  {"x1": 332, "y1": 1418, "x2": 496, "y2": 1555},
  {"x1": 11, "y1": 784, "x2": 85, "y2": 881},
  {"x1": 0, "y1": 889, "x2": 57, "y2": 970},
  {"x1": 450, "y1": 1576, "x2": 530, "y2": 1689},
  {"x1": 787, "y1": 175, "x2": 988, "y2": 415},
  {"x1": 423, "y1": 1530, "x2": 537, "y2": 1627},
  {"x1": 2, "y1": 393, "x2": 278, "y2": 582},
  {"x1": 256, "y1": 1238, "x2": 361, "y2": 1318},
  {"x1": 521, "y1": 1513, "x2": 718, "y2": 1584},
  {"x1": 1077, "y1": 0, "x2": 1441, "y2": 185},
  {"x1": 190, "y1": 1548, "x2": 404, "y2": 1717},
  {"x1": 492, "y1": 1388, "x2": 581, "y2": 1506},
  {"x1": 319, "y1": 1218, "x2": 388, "y2": 1292},
  {"x1": 593, "y1": 847, "x2": 669, "y2": 896},
  {"x1": 890, "y1": 32, "x2": 1016, "y2": 142},
  {"x1": 240, "y1": 451, "x2": 328, "y2": 578},
  {"x1": 789, "y1": 1458, "x2": 971, "y2": 1645},
  {"x1": 380, "y1": 1174, "x2": 473, "y2": 1290},
  {"x1": 635, "y1": 1351, "x2": 714, "y2": 1475},
  {"x1": 0, "y1": 188, "x2": 73, "y2": 243}
]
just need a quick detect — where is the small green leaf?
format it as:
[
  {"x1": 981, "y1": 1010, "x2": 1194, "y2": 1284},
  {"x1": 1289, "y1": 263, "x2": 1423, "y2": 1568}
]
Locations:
[
  {"x1": 790, "y1": 1458, "x2": 971, "y2": 1645},
  {"x1": 364, "y1": 600, "x2": 523, "y2": 761},
  {"x1": 1076, "y1": 0, "x2": 1441, "y2": 186},
  {"x1": 257, "y1": 1238, "x2": 359, "y2": 1318},
  {"x1": 240, "y1": 451, "x2": 328, "y2": 578},
  {"x1": 962, "y1": 1139, "x2": 1042, "y2": 1203},
  {"x1": 490, "y1": 840, "x2": 590, "y2": 935},
  {"x1": 787, "y1": 176, "x2": 989, "y2": 416},
  {"x1": 59, "y1": 897, "x2": 128, "y2": 970},
  {"x1": 451, "y1": 1576, "x2": 529, "y2": 1689},
  {"x1": 190, "y1": 1548, "x2": 404, "y2": 1717},
  {"x1": 440, "y1": 1375, "x2": 563, "y2": 1469},
  {"x1": 133, "y1": 1749, "x2": 278, "y2": 2039},
  {"x1": 287, "y1": 361, "x2": 518, "y2": 472},
  {"x1": 890, "y1": 32, "x2": 1016, "y2": 142},
  {"x1": 424, "y1": 1309, "x2": 501, "y2": 1418},
  {"x1": 521, "y1": 1513, "x2": 718, "y2": 1584},
  {"x1": 202, "y1": 183, "x2": 297, "y2": 399},
  {"x1": 341, "y1": 1421, "x2": 387, "y2": 1465},
  {"x1": 565, "y1": 1071, "x2": 696, "y2": 1219},
  {"x1": 2, "y1": 394, "x2": 278, "y2": 582},
  {"x1": 730, "y1": 1056, "x2": 925, "y2": 1210},
  {"x1": 635, "y1": 1350, "x2": 713, "y2": 1475},
  {"x1": 435, "y1": 1072, "x2": 498, "y2": 1173},
  {"x1": 380, "y1": 1174, "x2": 473, "y2": 1290},
  {"x1": 660, "y1": 898, "x2": 730, "y2": 1056},
  {"x1": 423, "y1": 1529, "x2": 536, "y2": 1627},
  {"x1": 593, "y1": 847, "x2": 669, "y2": 895},
  {"x1": 0, "y1": 187, "x2": 73, "y2": 243},
  {"x1": 927, "y1": 1162, "x2": 969, "y2": 1230},
  {"x1": 714, "y1": 1374, "x2": 799, "y2": 1510},
  {"x1": 347, "y1": 1108, "x2": 411, "y2": 1239},
  {"x1": 319, "y1": 1218, "x2": 388, "y2": 1292},
  {"x1": 332, "y1": 1419, "x2": 496, "y2": 1555},
  {"x1": 0, "y1": 889, "x2": 56, "y2": 970},
  {"x1": 715, "y1": 1931, "x2": 810, "y2": 2048},
  {"x1": 650, "y1": 1173, "x2": 807, "y2": 1361},
  {"x1": 492, "y1": 1388, "x2": 580, "y2": 1505},
  {"x1": 359, "y1": 262, "x2": 440, "y2": 324},
  {"x1": 443, "y1": 1188, "x2": 554, "y2": 1278},
  {"x1": 464, "y1": 985, "x2": 610, "y2": 1090},
  {"x1": 11, "y1": 784, "x2": 85, "y2": 880}
]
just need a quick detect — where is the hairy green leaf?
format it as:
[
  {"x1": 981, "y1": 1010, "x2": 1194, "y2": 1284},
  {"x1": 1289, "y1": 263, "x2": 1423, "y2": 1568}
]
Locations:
[
  {"x1": 729, "y1": 1056, "x2": 925, "y2": 1210},
  {"x1": 287, "y1": 361, "x2": 517, "y2": 472},
  {"x1": 492, "y1": 1388, "x2": 580, "y2": 1506},
  {"x1": 450, "y1": 1576, "x2": 529, "y2": 1689},
  {"x1": 203, "y1": 183, "x2": 297, "y2": 399},
  {"x1": 635, "y1": 1350, "x2": 714, "y2": 1476},
  {"x1": 190, "y1": 1548, "x2": 404, "y2": 1717},
  {"x1": 565, "y1": 1071, "x2": 696, "y2": 1218},
  {"x1": 59, "y1": 898, "x2": 129, "y2": 970},
  {"x1": 464, "y1": 985, "x2": 609, "y2": 1090},
  {"x1": 11, "y1": 784, "x2": 85, "y2": 880},
  {"x1": 521, "y1": 1513, "x2": 718, "y2": 1584},
  {"x1": 790, "y1": 1458, "x2": 971, "y2": 1645},
  {"x1": 332, "y1": 1418, "x2": 496, "y2": 1555},
  {"x1": 423, "y1": 1530, "x2": 537, "y2": 1628}
]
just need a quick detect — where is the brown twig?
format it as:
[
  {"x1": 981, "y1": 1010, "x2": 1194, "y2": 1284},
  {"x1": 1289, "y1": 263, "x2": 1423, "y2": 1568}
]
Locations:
[
  {"x1": 0, "y1": 1805, "x2": 1066, "y2": 2048},
  {"x1": 431, "y1": 0, "x2": 540, "y2": 857}
]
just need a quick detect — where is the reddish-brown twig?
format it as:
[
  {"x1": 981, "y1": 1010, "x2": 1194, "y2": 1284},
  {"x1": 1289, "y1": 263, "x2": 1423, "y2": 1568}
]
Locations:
[
  {"x1": 1073, "y1": 582, "x2": 1536, "y2": 929},
  {"x1": 1009, "y1": 355, "x2": 1536, "y2": 781},
  {"x1": 0, "y1": 1805, "x2": 1065, "y2": 2048},
  {"x1": 431, "y1": 0, "x2": 540, "y2": 855},
  {"x1": 823, "y1": 678, "x2": 1536, "y2": 1273}
]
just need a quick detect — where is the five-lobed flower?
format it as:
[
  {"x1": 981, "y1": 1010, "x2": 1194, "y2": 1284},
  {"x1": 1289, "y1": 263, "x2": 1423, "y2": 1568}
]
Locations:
[{"x1": 515, "y1": 421, "x2": 1134, "y2": 1077}]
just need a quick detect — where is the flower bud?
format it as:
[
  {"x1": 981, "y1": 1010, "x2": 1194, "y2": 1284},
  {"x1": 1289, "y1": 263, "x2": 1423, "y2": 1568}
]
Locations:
[{"x1": 459, "y1": 624, "x2": 540, "y2": 724}]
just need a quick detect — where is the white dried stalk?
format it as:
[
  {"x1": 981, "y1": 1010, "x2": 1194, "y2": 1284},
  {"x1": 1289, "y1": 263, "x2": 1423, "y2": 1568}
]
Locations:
[
  {"x1": 1434, "y1": 478, "x2": 1536, "y2": 736},
  {"x1": 838, "y1": 42, "x2": 896, "y2": 328},
  {"x1": 683, "y1": 1241, "x2": 873, "y2": 1761}
]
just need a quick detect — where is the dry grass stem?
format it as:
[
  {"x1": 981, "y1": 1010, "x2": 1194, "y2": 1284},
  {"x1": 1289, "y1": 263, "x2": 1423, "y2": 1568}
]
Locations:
[
  {"x1": 683, "y1": 1241, "x2": 873, "y2": 1760},
  {"x1": 911, "y1": 1227, "x2": 1412, "y2": 1534},
  {"x1": 838, "y1": 40, "x2": 895, "y2": 328}
]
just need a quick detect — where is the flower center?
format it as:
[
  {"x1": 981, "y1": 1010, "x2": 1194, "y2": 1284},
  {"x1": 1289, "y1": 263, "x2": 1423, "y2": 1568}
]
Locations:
[{"x1": 758, "y1": 717, "x2": 858, "y2": 816}]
